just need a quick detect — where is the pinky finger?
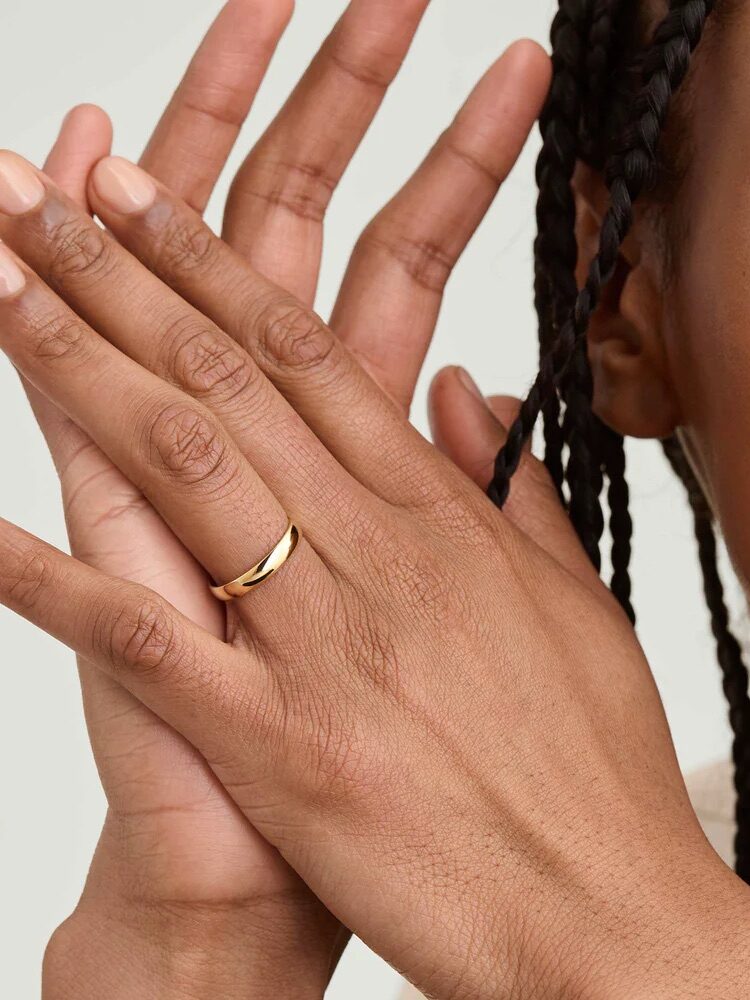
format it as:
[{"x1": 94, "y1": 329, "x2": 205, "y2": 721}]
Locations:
[
  {"x1": 0, "y1": 518, "x2": 257, "y2": 750},
  {"x1": 428, "y1": 367, "x2": 598, "y2": 584}
]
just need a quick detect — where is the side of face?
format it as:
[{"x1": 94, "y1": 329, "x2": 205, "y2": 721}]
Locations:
[{"x1": 577, "y1": 4, "x2": 750, "y2": 590}]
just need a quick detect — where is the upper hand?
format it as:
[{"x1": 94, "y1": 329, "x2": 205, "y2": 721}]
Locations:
[
  {"x1": 28, "y1": 1, "x2": 550, "y2": 993},
  {"x1": 2, "y1": 152, "x2": 747, "y2": 1000}
]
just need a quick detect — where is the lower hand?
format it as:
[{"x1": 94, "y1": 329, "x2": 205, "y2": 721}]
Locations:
[{"x1": 1, "y1": 155, "x2": 749, "y2": 999}]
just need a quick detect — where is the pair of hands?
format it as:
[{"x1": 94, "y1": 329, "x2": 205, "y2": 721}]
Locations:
[
  {"x1": 31, "y1": 2, "x2": 553, "y2": 993},
  {"x1": 3, "y1": 2, "x2": 748, "y2": 998},
  {"x1": 31, "y1": 2, "x2": 555, "y2": 995}
]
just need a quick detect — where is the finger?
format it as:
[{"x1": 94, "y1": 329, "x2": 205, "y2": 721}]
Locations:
[
  {"x1": 141, "y1": 0, "x2": 293, "y2": 213},
  {"x1": 223, "y1": 0, "x2": 430, "y2": 303},
  {"x1": 428, "y1": 367, "x2": 598, "y2": 583},
  {"x1": 89, "y1": 157, "x2": 447, "y2": 514},
  {"x1": 0, "y1": 516, "x2": 255, "y2": 762},
  {"x1": 0, "y1": 153, "x2": 368, "y2": 581},
  {"x1": 23, "y1": 105, "x2": 114, "y2": 505},
  {"x1": 331, "y1": 41, "x2": 551, "y2": 410},
  {"x1": 43, "y1": 104, "x2": 114, "y2": 211},
  {"x1": 0, "y1": 236, "x2": 329, "y2": 630}
]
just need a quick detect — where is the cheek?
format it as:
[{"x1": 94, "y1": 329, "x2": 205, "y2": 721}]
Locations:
[{"x1": 663, "y1": 191, "x2": 750, "y2": 590}]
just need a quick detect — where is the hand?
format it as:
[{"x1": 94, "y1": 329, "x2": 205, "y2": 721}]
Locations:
[
  {"x1": 27, "y1": 1, "x2": 550, "y2": 994},
  {"x1": 2, "y1": 154, "x2": 749, "y2": 999}
]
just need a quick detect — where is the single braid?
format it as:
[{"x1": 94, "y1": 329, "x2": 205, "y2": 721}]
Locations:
[
  {"x1": 533, "y1": 0, "x2": 593, "y2": 500},
  {"x1": 562, "y1": 340, "x2": 605, "y2": 570},
  {"x1": 488, "y1": 0, "x2": 715, "y2": 509},
  {"x1": 663, "y1": 438, "x2": 750, "y2": 878},
  {"x1": 600, "y1": 425, "x2": 635, "y2": 622},
  {"x1": 581, "y1": 0, "x2": 627, "y2": 156}
]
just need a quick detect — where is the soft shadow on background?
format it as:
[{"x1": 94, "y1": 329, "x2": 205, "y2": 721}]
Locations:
[{"x1": 0, "y1": 1, "x2": 737, "y2": 996}]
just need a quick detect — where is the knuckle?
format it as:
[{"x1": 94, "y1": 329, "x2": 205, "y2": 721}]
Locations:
[
  {"x1": 165, "y1": 317, "x2": 258, "y2": 405},
  {"x1": 146, "y1": 401, "x2": 236, "y2": 495},
  {"x1": 2, "y1": 548, "x2": 53, "y2": 611},
  {"x1": 45, "y1": 218, "x2": 113, "y2": 289},
  {"x1": 313, "y1": 730, "x2": 374, "y2": 807},
  {"x1": 96, "y1": 594, "x2": 186, "y2": 683},
  {"x1": 231, "y1": 154, "x2": 335, "y2": 224},
  {"x1": 254, "y1": 296, "x2": 337, "y2": 376},
  {"x1": 151, "y1": 211, "x2": 216, "y2": 275},
  {"x1": 26, "y1": 309, "x2": 93, "y2": 368},
  {"x1": 358, "y1": 220, "x2": 454, "y2": 294},
  {"x1": 306, "y1": 700, "x2": 384, "y2": 810},
  {"x1": 387, "y1": 536, "x2": 460, "y2": 628}
]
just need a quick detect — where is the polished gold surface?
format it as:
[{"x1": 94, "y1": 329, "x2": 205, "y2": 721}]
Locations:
[{"x1": 210, "y1": 520, "x2": 301, "y2": 601}]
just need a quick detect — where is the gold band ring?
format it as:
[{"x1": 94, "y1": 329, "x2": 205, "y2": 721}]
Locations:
[{"x1": 210, "y1": 520, "x2": 301, "y2": 602}]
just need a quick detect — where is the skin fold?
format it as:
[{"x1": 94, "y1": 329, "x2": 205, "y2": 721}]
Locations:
[{"x1": 6, "y1": 0, "x2": 750, "y2": 997}]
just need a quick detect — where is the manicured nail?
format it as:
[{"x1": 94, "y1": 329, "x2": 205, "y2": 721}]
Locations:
[
  {"x1": 456, "y1": 367, "x2": 484, "y2": 401},
  {"x1": 0, "y1": 244, "x2": 25, "y2": 297},
  {"x1": 93, "y1": 157, "x2": 157, "y2": 215},
  {"x1": 0, "y1": 152, "x2": 45, "y2": 215}
]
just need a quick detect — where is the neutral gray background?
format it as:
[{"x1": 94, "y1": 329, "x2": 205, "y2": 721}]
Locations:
[{"x1": 0, "y1": 1, "x2": 740, "y2": 996}]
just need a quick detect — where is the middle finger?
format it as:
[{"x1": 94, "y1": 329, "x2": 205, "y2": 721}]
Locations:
[{"x1": 224, "y1": 0, "x2": 431, "y2": 303}]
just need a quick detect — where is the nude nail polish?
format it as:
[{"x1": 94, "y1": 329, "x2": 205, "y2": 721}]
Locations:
[
  {"x1": 0, "y1": 244, "x2": 25, "y2": 297},
  {"x1": 93, "y1": 157, "x2": 157, "y2": 215},
  {"x1": 0, "y1": 152, "x2": 45, "y2": 215}
]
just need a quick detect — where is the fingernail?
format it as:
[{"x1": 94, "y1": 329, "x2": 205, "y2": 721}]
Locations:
[
  {"x1": 0, "y1": 152, "x2": 45, "y2": 215},
  {"x1": 93, "y1": 157, "x2": 157, "y2": 215},
  {"x1": 0, "y1": 244, "x2": 25, "y2": 297},
  {"x1": 456, "y1": 367, "x2": 484, "y2": 401}
]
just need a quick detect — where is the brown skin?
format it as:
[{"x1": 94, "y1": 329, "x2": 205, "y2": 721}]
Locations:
[
  {"x1": 18, "y1": 2, "x2": 750, "y2": 996},
  {"x1": 0, "y1": 123, "x2": 748, "y2": 1000},
  {"x1": 33, "y1": 2, "x2": 553, "y2": 996}
]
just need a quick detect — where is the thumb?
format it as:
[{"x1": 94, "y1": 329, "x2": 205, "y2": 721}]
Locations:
[{"x1": 428, "y1": 366, "x2": 601, "y2": 585}]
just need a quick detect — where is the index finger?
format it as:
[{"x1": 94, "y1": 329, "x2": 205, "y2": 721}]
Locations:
[{"x1": 140, "y1": 0, "x2": 293, "y2": 213}]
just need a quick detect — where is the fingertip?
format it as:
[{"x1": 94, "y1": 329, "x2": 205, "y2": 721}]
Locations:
[
  {"x1": 63, "y1": 103, "x2": 114, "y2": 142},
  {"x1": 450, "y1": 41, "x2": 551, "y2": 177},
  {"x1": 427, "y1": 366, "x2": 468, "y2": 440},
  {"x1": 224, "y1": 0, "x2": 294, "y2": 38},
  {"x1": 502, "y1": 37, "x2": 552, "y2": 74},
  {"x1": 44, "y1": 104, "x2": 113, "y2": 208},
  {"x1": 481, "y1": 38, "x2": 552, "y2": 102},
  {"x1": 88, "y1": 156, "x2": 158, "y2": 217},
  {"x1": 429, "y1": 367, "x2": 505, "y2": 486}
]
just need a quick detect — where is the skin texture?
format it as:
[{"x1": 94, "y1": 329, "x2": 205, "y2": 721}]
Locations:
[
  {"x1": 0, "y1": 142, "x2": 749, "y2": 999},
  {"x1": 23, "y1": 2, "x2": 554, "y2": 997}
]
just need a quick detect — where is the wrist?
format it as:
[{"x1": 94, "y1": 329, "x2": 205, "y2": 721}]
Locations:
[
  {"x1": 44, "y1": 898, "x2": 334, "y2": 1000},
  {"x1": 574, "y1": 851, "x2": 750, "y2": 1000},
  {"x1": 451, "y1": 842, "x2": 750, "y2": 1000}
]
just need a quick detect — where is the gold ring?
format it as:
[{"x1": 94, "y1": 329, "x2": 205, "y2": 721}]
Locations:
[{"x1": 210, "y1": 520, "x2": 301, "y2": 601}]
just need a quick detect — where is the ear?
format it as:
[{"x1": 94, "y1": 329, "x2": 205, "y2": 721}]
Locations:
[{"x1": 574, "y1": 163, "x2": 682, "y2": 439}]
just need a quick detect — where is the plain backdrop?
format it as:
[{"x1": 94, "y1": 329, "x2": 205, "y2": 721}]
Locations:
[{"x1": 0, "y1": 1, "x2": 742, "y2": 997}]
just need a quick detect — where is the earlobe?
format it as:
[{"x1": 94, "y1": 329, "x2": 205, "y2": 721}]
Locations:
[{"x1": 573, "y1": 165, "x2": 682, "y2": 440}]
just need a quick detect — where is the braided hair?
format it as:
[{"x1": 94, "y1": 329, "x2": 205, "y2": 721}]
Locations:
[{"x1": 490, "y1": 0, "x2": 750, "y2": 880}]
